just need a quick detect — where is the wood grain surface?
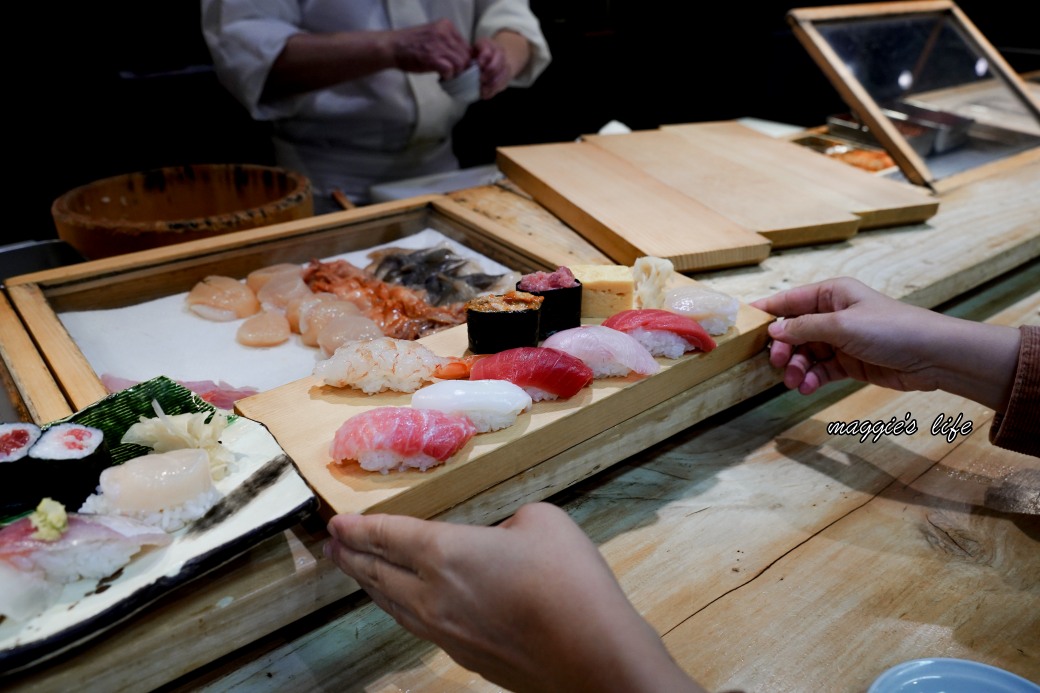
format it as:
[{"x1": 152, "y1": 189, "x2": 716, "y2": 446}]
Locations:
[
  {"x1": 585, "y1": 129, "x2": 862, "y2": 247},
  {"x1": 664, "y1": 121, "x2": 940, "y2": 228},
  {"x1": 497, "y1": 141, "x2": 772, "y2": 271}
]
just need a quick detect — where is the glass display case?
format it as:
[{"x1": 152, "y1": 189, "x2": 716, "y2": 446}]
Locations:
[{"x1": 788, "y1": 0, "x2": 1040, "y2": 192}]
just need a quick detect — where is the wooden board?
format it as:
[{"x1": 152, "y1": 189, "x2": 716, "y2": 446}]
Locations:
[
  {"x1": 584, "y1": 130, "x2": 862, "y2": 248},
  {"x1": 663, "y1": 121, "x2": 940, "y2": 229},
  {"x1": 235, "y1": 296, "x2": 772, "y2": 521},
  {"x1": 496, "y1": 142, "x2": 772, "y2": 272}
]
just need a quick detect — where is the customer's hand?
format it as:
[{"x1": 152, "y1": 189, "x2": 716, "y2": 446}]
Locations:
[
  {"x1": 751, "y1": 277, "x2": 1020, "y2": 411},
  {"x1": 325, "y1": 502, "x2": 704, "y2": 692}
]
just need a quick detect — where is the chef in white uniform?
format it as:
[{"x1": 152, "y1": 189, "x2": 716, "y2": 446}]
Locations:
[{"x1": 201, "y1": 1, "x2": 551, "y2": 210}]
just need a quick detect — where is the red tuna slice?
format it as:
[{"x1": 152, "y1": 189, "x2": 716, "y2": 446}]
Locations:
[
  {"x1": 601, "y1": 309, "x2": 717, "y2": 353},
  {"x1": 469, "y1": 347, "x2": 594, "y2": 400}
]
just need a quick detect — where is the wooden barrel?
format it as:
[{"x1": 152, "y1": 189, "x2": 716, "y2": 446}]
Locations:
[{"x1": 51, "y1": 164, "x2": 314, "y2": 259}]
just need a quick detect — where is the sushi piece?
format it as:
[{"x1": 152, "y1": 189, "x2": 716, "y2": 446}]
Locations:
[
  {"x1": 516, "y1": 266, "x2": 583, "y2": 339},
  {"x1": 0, "y1": 499, "x2": 171, "y2": 586},
  {"x1": 663, "y1": 284, "x2": 740, "y2": 335},
  {"x1": 541, "y1": 325, "x2": 660, "y2": 378},
  {"x1": 411, "y1": 380, "x2": 533, "y2": 433},
  {"x1": 314, "y1": 337, "x2": 451, "y2": 394},
  {"x1": 601, "y1": 309, "x2": 717, "y2": 358},
  {"x1": 0, "y1": 423, "x2": 112, "y2": 519},
  {"x1": 469, "y1": 347, "x2": 594, "y2": 402},
  {"x1": 465, "y1": 291, "x2": 544, "y2": 354},
  {"x1": 0, "y1": 559, "x2": 63, "y2": 622},
  {"x1": 0, "y1": 422, "x2": 42, "y2": 463},
  {"x1": 79, "y1": 449, "x2": 222, "y2": 533},
  {"x1": 329, "y1": 406, "x2": 477, "y2": 474},
  {"x1": 186, "y1": 275, "x2": 261, "y2": 322}
]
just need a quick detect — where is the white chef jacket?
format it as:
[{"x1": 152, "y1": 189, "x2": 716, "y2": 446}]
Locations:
[{"x1": 201, "y1": 0, "x2": 551, "y2": 207}]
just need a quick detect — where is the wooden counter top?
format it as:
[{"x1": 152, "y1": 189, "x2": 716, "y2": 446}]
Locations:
[{"x1": 3, "y1": 149, "x2": 1038, "y2": 691}]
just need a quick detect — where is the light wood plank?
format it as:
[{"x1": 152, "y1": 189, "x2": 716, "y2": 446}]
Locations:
[
  {"x1": 497, "y1": 141, "x2": 772, "y2": 271},
  {"x1": 665, "y1": 121, "x2": 939, "y2": 228},
  {"x1": 0, "y1": 292, "x2": 72, "y2": 423},
  {"x1": 585, "y1": 130, "x2": 862, "y2": 248}
]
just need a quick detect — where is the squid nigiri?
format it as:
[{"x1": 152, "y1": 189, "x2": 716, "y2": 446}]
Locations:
[
  {"x1": 329, "y1": 406, "x2": 476, "y2": 474},
  {"x1": 541, "y1": 325, "x2": 660, "y2": 378},
  {"x1": 469, "y1": 347, "x2": 594, "y2": 401},
  {"x1": 411, "y1": 380, "x2": 533, "y2": 432},
  {"x1": 601, "y1": 309, "x2": 717, "y2": 358}
]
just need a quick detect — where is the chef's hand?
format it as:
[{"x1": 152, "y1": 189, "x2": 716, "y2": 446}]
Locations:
[
  {"x1": 392, "y1": 19, "x2": 471, "y2": 80},
  {"x1": 325, "y1": 503, "x2": 705, "y2": 693},
  {"x1": 473, "y1": 30, "x2": 531, "y2": 99},
  {"x1": 751, "y1": 277, "x2": 1019, "y2": 411}
]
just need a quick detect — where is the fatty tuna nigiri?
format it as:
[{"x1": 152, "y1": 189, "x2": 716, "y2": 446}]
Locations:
[
  {"x1": 601, "y1": 309, "x2": 717, "y2": 358},
  {"x1": 469, "y1": 347, "x2": 594, "y2": 401},
  {"x1": 329, "y1": 407, "x2": 476, "y2": 474}
]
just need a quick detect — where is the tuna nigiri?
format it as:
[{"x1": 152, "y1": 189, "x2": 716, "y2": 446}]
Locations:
[
  {"x1": 329, "y1": 406, "x2": 477, "y2": 474},
  {"x1": 411, "y1": 380, "x2": 533, "y2": 432},
  {"x1": 469, "y1": 347, "x2": 594, "y2": 401},
  {"x1": 541, "y1": 325, "x2": 660, "y2": 378},
  {"x1": 601, "y1": 309, "x2": 717, "y2": 358}
]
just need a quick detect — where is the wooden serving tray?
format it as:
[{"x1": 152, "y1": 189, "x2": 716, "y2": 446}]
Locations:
[
  {"x1": 584, "y1": 129, "x2": 862, "y2": 248},
  {"x1": 0, "y1": 196, "x2": 604, "y2": 422},
  {"x1": 663, "y1": 121, "x2": 940, "y2": 229},
  {"x1": 497, "y1": 141, "x2": 773, "y2": 272},
  {"x1": 235, "y1": 288, "x2": 772, "y2": 521}
]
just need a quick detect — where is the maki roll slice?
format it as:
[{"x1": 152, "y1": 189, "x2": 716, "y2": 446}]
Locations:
[
  {"x1": 465, "y1": 291, "x2": 544, "y2": 354},
  {"x1": 517, "y1": 266, "x2": 583, "y2": 339},
  {"x1": 6, "y1": 423, "x2": 113, "y2": 517},
  {"x1": 1, "y1": 423, "x2": 43, "y2": 518}
]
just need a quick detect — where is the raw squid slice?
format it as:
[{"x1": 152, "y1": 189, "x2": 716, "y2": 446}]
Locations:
[
  {"x1": 186, "y1": 276, "x2": 261, "y2": 322},
  {"x1": 329, "y1": 406, "x2": 476, "y2": 473},
  {"x1": 237, "y1": 310, "x2": 292, "y2": 347},
  {"x1": 411, "y1": 379, "x2": 532, "y2": 433}
]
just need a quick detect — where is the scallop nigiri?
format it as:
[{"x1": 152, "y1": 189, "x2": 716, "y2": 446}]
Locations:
[
  {"x1": 329, "y1": 406, "x2": 476, "y2": 474},
  {"x1": 469, "y1": 347, "x2": 594, "y2": 401},
  {"x1": 411, "y1": 380, "x2": 533, "y2": 432},
  {"x1": 541, "y1": 325, "x2": 660, "y2": 378},
  {"x1": 601, "y1": 309, "x2": 717, "y2": 358}
]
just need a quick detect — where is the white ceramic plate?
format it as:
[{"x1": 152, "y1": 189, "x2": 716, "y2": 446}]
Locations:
[
  {"x1": 868, "y1": 657, "x2": 1039, "y2": 693},
  {"x1": 0, "y1": 377, "x2": 318, "y2": 675}
]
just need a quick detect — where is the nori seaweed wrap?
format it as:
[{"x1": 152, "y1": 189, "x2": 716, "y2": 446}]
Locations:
[{"x1": 466, "y1": 291, "x2": 543, "y2": 354}]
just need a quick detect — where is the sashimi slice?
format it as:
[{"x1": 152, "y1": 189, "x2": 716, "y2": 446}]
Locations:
[
  {"x1": 236, "y1": 310, "x2": 292, "y2": 347},
  {"x1": 601, "y1": 308, "x2": 717, "y2": 357},
  {"x1": 542, "y1": 325, "x2": 660, "y2": 378},
  {"x1": 0, "y1": 512, "x2": 172, "y2": 583},
  {"x1": 329, "y1": 407, "x2": 476, "y2": 474},
  {"x1": 468, "y1": 347, "x2": 594, "y2": 401},
  {"x1": 185, "y1": 275, "x2": 261, "y2": 322}
]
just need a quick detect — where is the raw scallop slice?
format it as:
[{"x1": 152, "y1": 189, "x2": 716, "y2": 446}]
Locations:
[
  {"x1": 186, "y1": 276, "x2": 261, "y2": 322},
  {"x1": 237, "y1": 310, "x2": 292, "y2": 347}
]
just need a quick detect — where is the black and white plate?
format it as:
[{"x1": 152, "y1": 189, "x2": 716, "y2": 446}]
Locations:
[{"x1": 0, "y1": 377, "x2": 318, "y2": 675}]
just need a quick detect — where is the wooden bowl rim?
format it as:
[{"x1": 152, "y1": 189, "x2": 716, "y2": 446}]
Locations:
[{"x1": 50, "y1": 163, "x2": 313, "y2": 233}]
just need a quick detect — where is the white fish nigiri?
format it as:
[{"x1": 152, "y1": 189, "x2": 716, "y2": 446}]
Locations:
[
  {"x1": 411, "y1": 379, "x2": 533, "y2": 432},
  {"x1": 542, "y1": 325, "x2": 660, "y2": 378},
  {"x1": 663, "y1": 285, "x2": 739, "y2": 335}
]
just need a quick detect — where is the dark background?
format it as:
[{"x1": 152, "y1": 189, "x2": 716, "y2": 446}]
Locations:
[{"x1": 17, "y1": 1, "x2": 1038, "y2": 245}]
